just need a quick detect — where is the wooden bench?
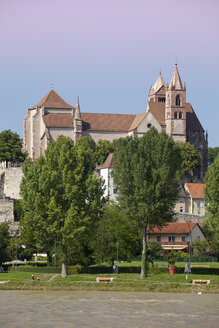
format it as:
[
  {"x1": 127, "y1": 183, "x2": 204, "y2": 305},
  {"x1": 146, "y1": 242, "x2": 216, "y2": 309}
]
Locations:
[
  {"x1": 192, "y1": 279, "x2": 210, "y2": 285},
  {"x1": 96, "y1": 277, "x2": 114, "y2": 282}
]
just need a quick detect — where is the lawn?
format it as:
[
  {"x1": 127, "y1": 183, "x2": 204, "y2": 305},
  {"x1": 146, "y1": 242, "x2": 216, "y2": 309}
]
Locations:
[{"x1": 1, "y1": 269, "x2": 219, "y2": 293}]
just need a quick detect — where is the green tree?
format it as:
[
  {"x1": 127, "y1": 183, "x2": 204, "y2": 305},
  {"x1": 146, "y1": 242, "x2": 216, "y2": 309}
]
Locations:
[
  {"x1": 208, "y1": 147, "x2": 219, "y2": 166},
  {"x1": 147, "y1": 240, "x2": 163, "y2": 257},
  {"x1": 113, "y1": 128, "x2": 182, "y2": 278},
  {"x1": 96, "y1": 139, "x2": 113, "y2": 165},
  {"x1": 0, "y1": 222, "x2": 10, "y2": 263},
  {"x1": 0, "y1": 130, "x2": 27, "y2": 163},
  {"x1": 91, "y1": 204, "x2": 141, "y2": 264},
  {"x1": 203, "y1": 154, "x2": 219, "y2": 255},
  {"x1": 191, "y1": 239, "x2": 209, "y2": 255},
  {"x1": 20, "y1": 136, "x2": 104, "y2": 277},
  {"x1": 176, "y1": 141, "x2": 201, "y2": 176}
]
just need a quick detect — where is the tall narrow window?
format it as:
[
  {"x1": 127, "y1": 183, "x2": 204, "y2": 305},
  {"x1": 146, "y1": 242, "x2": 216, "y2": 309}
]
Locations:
[
  {"x1": 176, "y1": 94, "x2": 180, "y2": 106},
  {"x1": 174, "y1": 112, "x2": 177, "y2": 119},
  {"x1": 179, "y1": 112, "x2": 182, "y2": 119}
]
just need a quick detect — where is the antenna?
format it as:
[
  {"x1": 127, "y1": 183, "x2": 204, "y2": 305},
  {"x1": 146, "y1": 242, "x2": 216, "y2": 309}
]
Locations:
[{"x1": 51, "y1": 83, "x2": 54, "y2": 89}]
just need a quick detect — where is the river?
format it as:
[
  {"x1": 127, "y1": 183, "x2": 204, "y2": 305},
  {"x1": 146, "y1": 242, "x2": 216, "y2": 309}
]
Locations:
[{"x1": 0, "y1": 291, "x2": 218, "y2": 327}]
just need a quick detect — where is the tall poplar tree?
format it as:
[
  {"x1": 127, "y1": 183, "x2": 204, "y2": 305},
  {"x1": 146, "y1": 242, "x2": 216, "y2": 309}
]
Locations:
[
  {"x1": 20, "y1": 136, "x2": 104, "y2": 277},
  {"x1": 113, "y1": 128, "x2": 182, "y2": 278},
  {"x1": 203, "y1": 154, "x2": 219, "y2": 255}
]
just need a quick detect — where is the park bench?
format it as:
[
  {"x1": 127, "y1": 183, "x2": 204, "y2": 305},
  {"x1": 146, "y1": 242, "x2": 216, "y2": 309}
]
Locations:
[
  {"x1": 192, "y1": 279, "x2": 210, "y2": 285},
  {"x1": 96, "y1": 277, "x2": 114, "y2": 282}
]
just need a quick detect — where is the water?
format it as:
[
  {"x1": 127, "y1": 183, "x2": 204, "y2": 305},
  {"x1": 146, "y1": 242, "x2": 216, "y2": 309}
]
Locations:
[{"x1": 0, "y1": 291, "x2": 218, "y2": 327}]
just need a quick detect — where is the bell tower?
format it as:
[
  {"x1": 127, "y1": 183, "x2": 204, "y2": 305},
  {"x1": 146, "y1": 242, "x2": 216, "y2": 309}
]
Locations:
[{"x1": 165, "y1": 65, "x2": 186, "y2": 141}]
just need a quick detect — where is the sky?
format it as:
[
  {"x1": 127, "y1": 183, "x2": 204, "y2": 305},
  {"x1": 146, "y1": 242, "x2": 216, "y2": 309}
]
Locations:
[{"x1": 0, "y1": 0, "x2": 218, "y2": 147}]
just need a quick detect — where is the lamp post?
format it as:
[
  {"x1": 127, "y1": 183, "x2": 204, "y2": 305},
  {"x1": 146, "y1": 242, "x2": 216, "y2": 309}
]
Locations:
[{"x1": 16, "y1": 243, "x2": 18, "y2": 272}]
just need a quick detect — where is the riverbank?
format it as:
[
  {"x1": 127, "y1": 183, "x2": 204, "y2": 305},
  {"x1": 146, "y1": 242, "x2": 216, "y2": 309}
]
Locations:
[{"x1": 0, "y1": 271, "x2": 219, "y2": 293}]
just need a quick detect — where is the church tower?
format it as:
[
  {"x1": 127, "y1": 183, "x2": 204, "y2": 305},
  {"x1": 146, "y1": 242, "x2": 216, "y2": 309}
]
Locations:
[
  {"x1": 165, "y1": 65, "x2": 186, "y2": 141},
  {"x1": 73, "y1": 97, "x2": 82, "y2": 143}
]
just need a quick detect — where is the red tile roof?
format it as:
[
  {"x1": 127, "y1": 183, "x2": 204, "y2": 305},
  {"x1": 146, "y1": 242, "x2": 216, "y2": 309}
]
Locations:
[
  {"x1": 185, "y1": 183, "x2": 206, "y2": 199},
  {"x1": 43, "y1": 114, "x2": 73, "y2": 128},
  {"x1": 147, "y1": 100, "x2": 204, "y2": 131},
  {"x1": 148, "y1": 222, "x2": 198, "y2": 234},
  {"x1": 81, "y1": 113, "x2": 136, "y2": 132},
  {"x1": 31, "y1": 90, "x2": 74, "y2": 109}
]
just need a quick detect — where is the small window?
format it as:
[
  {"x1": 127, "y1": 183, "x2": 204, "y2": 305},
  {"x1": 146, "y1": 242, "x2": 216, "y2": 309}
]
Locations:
[
  {"x1": 174, "y1": 112, "x2": 177, "y2": 119},
  {"x1": 180, "y1": 206, "x2": 183, "y2": 213},
  {"x1": 157, "y1": 236, "x2": 161, "y2": 242},
  {"x1": 147, "y1": 123, "x2": 152, "y2": 128},
  {"x1": 158, "y1": 97, "x2": 166, "y2": 103},
  {"x1": 176, "y1": 95, "x2": 180, "y2": 106},
  {"x1": 180, "y1": 198, "x2": 183, "y2": 203},
  {"x1": 197, "y1": 236, "x2": 201, "y2": 241},
  {"x1": 182, "y1": 236, "x2": 185, "y2": 242},
  {"x1": 168, "y1": 236, "x2": 175, "y2": 242},
  {"x1": 179, "y1": 112, "x2": 182, "y2": 119},
  {"x1": 113, "y1": 189, "x2": 117, "y2": 194}
]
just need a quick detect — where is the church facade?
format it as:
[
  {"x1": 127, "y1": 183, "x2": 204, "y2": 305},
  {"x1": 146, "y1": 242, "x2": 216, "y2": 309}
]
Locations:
[{"x1": 23, "y1": 65, "x2": 208, "y2": 179}]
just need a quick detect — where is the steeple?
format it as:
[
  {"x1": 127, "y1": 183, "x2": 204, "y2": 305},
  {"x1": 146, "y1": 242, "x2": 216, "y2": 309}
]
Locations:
[
  {"x1": 169, "y1": 64, "x2": 183, "y2": 90},
  {"x1": 75, "y1": 96, "x2": 81, "y2": 120},
  {"x1": 152, "y1": 72, "x2": 165, "y2": 94}
]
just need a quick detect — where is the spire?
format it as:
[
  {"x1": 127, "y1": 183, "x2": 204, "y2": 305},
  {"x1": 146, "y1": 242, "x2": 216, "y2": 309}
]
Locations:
[
  {"x1": 75, "y1": 96, "x2": 81, "y2": 120},
  {"x1": 169, "y1": 64, "x2": 183, "y2": 90},
  {"x1": 152, "y1": 72, "x2": 165, "y2": 93}
]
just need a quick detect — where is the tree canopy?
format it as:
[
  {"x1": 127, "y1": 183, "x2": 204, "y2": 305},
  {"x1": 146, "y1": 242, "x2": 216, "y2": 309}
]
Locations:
[
  {"x1": 0, "y1": 222, "x2": 10, "y2": 263},
  {"x1": 203, "y1": 154, "x2": 219, "y2": 256},
  {"x1": 20, "y1": 136, "x2": 104, "y2": 277},
  {"x1": 0, "y1": 130, "x2": 26, "y2": 163},
  {"x1": 208, "y1": 147, "x2": 219, "y2": 166},
  {"x1": 113, "y1": 128, "x2": 182, "y2": 278},
  {"x1": 176, "y1": 141, "x2": 201, "y2": 176}
]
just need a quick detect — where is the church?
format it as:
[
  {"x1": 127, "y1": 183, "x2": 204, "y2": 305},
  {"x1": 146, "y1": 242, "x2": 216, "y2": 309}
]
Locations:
[{"x1": 23, "y1": 65, "x2": 208, "y2": 179}]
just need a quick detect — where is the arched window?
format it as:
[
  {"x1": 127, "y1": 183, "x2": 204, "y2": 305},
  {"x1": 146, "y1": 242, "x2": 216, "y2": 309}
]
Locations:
[
  {"x1": 176, "y1": 94, "x2": 180, "y2": 106},
  {"x1": 174, "y1": 112, "x2": 177, "y2": 119},
  {"x1": 179, "y1": 112, "x2": 182, "y2": 119}
]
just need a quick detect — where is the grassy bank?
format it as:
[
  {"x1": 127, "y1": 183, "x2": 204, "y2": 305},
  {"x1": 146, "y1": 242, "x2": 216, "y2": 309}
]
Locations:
[{"x1": 0, "y1": 270, "x2": 219, "y2": 293}]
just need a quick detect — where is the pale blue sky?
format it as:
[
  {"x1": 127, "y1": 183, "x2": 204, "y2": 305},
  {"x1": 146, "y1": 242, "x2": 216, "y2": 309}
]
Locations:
[{"x1": 0, "y1": 0, "x2": 218, "y2": 146}]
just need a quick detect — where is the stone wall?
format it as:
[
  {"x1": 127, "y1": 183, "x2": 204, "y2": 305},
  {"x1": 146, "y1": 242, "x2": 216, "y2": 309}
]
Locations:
[
  {"x1": 0, "y1": 199, "x2": 14, "y2": 223},
  {"x1": 175, "y1": 213, "x2": 205, "y2": 226},
  {"x1": 0, "y1": 167, "x2": 23, "y2": 199}
]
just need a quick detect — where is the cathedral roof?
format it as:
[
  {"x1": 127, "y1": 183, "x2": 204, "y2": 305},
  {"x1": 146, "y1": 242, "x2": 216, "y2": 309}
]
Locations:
[
  {"x1": 129, "y1": 112, "x2": 148, "y2": 131},
  {"x1": 147, "y1": 100, "x2": 204, "y2": 132},
  {"x1": 43, "y1": 114, "x2": 73, "y2": 127},
  {"x1": 147, "y1": 100, "x2": 166, "y2": 126},
  {"x1": 31, "y1": 90, "x2": 74, "y2": 109},
  {"x1": 81, "y1": 113, "x2": 136, "y2": 132},
  {"x1": 42, "y1": 112, "x2": 144, "y2": 132},
  {"x1": 186, "y1": 103, "x2": 204, "y2": 132},
  {"x1": 169, "y1": 64, "x2": 183, "y2": 89}
]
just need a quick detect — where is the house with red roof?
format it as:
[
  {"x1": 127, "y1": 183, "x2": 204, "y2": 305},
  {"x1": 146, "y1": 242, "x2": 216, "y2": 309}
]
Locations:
[
  {"x1": 174, "y1": 183, "x2": 206, "y2": 216},
  {"x1": 147, "y1": 222, "x2": 206, "y2": 252}
]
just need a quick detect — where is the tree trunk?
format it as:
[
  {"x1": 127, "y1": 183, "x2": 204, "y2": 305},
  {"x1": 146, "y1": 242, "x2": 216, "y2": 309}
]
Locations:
[
  {"x1": 140, "y1": 224, "x2": 147, "y2": 279},
  {"x1": 61, "y1": 244, "x2": 68, "y2": 278}
]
